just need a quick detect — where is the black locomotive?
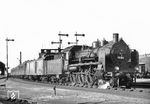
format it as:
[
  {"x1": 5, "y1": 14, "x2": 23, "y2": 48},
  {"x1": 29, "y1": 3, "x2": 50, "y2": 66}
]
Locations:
[{"x1": 11, "y1": 33, "x2": 139, "y2": 88}]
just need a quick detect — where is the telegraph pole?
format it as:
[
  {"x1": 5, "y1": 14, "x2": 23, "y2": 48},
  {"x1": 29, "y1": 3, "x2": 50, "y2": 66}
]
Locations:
[
  {"x1": 51, "y1": 32, "x2": 68, "y2": 52},
  {"x1": 20, "y1": 51, "x2": 22, "y2": 64},
  {"x1": 17, "y1": 51, "x2": 22, "y2": 65},
  {"x1": 6, "y1": 37, "x2": 14, "y2": 79},
  {"x1": 68, "y1": 32, "x2": 85, "y2": 45}
]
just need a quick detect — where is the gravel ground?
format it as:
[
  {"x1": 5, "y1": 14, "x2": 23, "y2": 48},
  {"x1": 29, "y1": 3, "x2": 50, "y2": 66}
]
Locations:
[{"x1": 0, "y1": 79, "x2": 150, "y2": 104}]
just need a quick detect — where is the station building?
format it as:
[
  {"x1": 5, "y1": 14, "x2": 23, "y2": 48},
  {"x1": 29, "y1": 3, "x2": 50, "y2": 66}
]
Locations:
[{"x1": 139, "y1": 54, "x2": 150, "y2": 73}]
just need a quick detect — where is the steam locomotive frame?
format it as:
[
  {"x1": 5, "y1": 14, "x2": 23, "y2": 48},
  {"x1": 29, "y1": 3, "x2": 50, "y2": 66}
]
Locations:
[{"x1": 11, "y1": 33, "x2": 139, "y2": 88}]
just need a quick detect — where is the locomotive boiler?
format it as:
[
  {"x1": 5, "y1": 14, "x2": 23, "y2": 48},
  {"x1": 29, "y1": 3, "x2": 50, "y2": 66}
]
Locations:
[
  {"x1": 63, "y1": 33, "x2": 138, "y2": 87},
  {"x1": 11, "y1": 33, "x2": 139, "y2": 88}
]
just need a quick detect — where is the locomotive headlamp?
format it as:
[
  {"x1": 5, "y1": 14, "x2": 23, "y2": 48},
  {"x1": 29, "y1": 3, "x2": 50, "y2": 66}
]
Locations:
[
  {"x1": 115, "y1": 66, "x2": 119, "y2": 71},
  {"x1": 135, "y1": 67, "x2": 139, "y2": 71}
]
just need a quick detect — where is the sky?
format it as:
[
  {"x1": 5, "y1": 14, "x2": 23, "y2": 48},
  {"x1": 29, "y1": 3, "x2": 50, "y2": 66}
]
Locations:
[{"x1": 0, "y1": 0, "x2": 150, "y2": 70}]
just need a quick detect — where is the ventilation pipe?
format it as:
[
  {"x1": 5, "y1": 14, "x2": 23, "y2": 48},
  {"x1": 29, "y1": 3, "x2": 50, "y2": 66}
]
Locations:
[
  {"x1": 101, "y1": 38, "x2": 108, "y2": 46},
  {"x1": 92, "y1": 39, "x2": 101, "y2": 48}
]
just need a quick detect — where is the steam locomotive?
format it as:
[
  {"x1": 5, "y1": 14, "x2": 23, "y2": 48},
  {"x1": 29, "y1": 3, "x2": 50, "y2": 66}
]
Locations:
[{"x1": 11, "y1": 33, "x2": 139, "y2": 88}]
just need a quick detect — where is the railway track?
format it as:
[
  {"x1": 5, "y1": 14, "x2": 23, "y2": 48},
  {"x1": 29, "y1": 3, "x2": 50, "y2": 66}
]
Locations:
[
  {"x1": 1, "y1": 78, "x2": 150, "y2": 104},
  {"x1": 8, "y1": 78, "x2": 150, "y2": 100},
  {"x1": 133, "y1": 83, "x2": 150, "y2": 88},
  {"x1": 133, "y1": 78, "x2": 150, "y2": 88}
]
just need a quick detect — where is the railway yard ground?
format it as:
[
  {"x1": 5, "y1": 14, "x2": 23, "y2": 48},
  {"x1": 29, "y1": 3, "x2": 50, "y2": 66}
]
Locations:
[{"x1": 0, "y1": 78, "x2": 150, "y2": 104}]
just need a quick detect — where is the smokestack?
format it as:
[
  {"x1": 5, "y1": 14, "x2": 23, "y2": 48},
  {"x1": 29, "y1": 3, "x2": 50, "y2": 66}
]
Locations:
[{"x1": 113, "y1": 33, "x2": 119, "y2": 43}]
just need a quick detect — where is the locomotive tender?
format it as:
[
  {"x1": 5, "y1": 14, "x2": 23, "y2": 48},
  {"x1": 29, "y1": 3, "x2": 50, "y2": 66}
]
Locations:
[{"x1": 11, "y1": 33, "x2": 139, "y2": 87}]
